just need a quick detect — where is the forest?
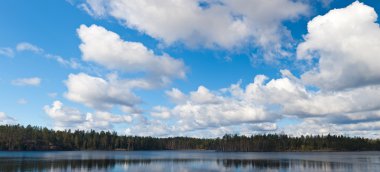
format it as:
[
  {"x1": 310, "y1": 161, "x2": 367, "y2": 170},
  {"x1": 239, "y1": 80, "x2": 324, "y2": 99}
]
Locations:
[{"x1": 1, "y1": 124, "x2": 380, "y2": 151}]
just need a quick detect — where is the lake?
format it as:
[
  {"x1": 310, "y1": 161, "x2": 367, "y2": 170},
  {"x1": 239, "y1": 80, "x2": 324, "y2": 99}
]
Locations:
[{"x1": 0, "y1": 151, "x2": 379, "y2": 172}]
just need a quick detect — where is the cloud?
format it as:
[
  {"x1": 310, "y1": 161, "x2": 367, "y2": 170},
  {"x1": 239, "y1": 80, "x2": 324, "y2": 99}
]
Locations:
[
  {"x1": 44, "y1": 101, "x2": 132, "y2": 130},
  {"x1": 77, "y1": 24, "x2": 186, "y2": 85},
  {"x1": 166, "y1": 88, "x2": 187, "y2": 104},
  {"x1": 11, "y1": 77, "x2": 41, "y2": 86},
  {"x1": 64, "y1": 24, "x2": 187, "y2": 114},
  {"x1": 0, "y1": 47, "x2": 14, "y2": 57},
  {"x1": 64, "y1": 73, "x2": 142, "y2": 111},
  {"x1": 17, "y1": 98, "x2": 28, "y2": 105},
  {"x1": 280, "y1": 118, "x2": 337, "y2": 136},
  {"x1": 9, "y1": 42, "x2": 87, "y2": 70},
  {"x1": 150, "y1": 106, "x2": 171, "y2": 119},
  {"x1": 44, "y1": 101, "x2": 83, "y2": 123},
  {"x1": 77, "y1": 0, "x2": 308, "y2": 59},
  {"x1": 0, "y1": 112, "x2": 16, "y2": 125},
  {"x1": 297, "y1": 1, "x2": 380, "y2": 91},
  {"x1": 141, "y1": 80, "x2": 282, "y2": 135},
  {"x1": 132, "y1": 66, "x2": 380, "y2": 137},
  {"x1": 126, "y1": 118, "x2": 277, "y2": 137},
  {"x1": 48, "y1": 92, "x2": 58, "y2": 98},
  {"x1": 45, "y1": 54, "x2": 83, "y2": 69},
  {"x1": 280, "y1": 118, "x2": 380, "y2": 138},
  {"x1": 16, "y1": 42, "x2": 44, "y2": 53}
]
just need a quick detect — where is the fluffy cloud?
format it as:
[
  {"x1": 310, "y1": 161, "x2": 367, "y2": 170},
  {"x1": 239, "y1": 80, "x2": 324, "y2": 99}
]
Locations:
[
  {"x1": 280, "y1": 118, "x2": 380, "y2": 138},
  {"x1": 0, "y1": 112, "x2": 16, "y2": 125},
  {"x1": 166, "y1": 88, "x2": 187, "y2": 104},
  {"x1": 77, "y1": 24, "x2": 186, "y2": 85},
  {"x1": 44, "y1": 101, "x2": 132, "y2": 130},
  {"x1": 134, "y1": 66, "x2": 380, "y2": 137},
  {"x1": 16, "y1": 42, "x2": 43, "y2": 53},
  {"x1": 0, "y1": 47, "x2": 14, "y2": 57},
  {"x1": 280, "y1": 86, "x2": 380, "y2": 118},
  {"x1": 78, "y1": 0, "x2": 308, "y2": 59},
  {"x1": 11, "y1": 77, "x2": 41, "y2": 86},
  {"x1": 150, "y1": 106, "x2": 171, "y2": 119},
  {"x1": 297, "y1": 1, "x2": 380, "y2": 90},
  {"x1": 67, "y1": 24, "x2": 187, "y2": 112},
  {"x1": 126, "y1": 121, "x2": 277, "y2": 137},
  {"x1": 65, "y1": 73, "x2": 141, "y2": 111},
  {"x1": 140, "y1": 80, "x2": 281, "y2": 135}
]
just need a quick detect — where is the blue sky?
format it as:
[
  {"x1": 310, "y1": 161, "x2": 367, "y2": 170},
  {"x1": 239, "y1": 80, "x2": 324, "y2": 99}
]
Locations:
[{"x1": 1, "y1": 0, "x2": 380, "y2": 138}]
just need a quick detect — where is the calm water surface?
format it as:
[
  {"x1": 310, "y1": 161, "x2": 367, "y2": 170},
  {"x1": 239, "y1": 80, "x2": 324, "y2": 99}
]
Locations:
[{"x1": 0, "y1": 151, "x2": 379, "y2": 172}]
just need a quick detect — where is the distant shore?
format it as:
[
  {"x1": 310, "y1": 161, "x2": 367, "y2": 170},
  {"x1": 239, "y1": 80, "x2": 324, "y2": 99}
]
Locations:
[{"x1": 1, "y1": 124, "x2": 380, "y2": 152}]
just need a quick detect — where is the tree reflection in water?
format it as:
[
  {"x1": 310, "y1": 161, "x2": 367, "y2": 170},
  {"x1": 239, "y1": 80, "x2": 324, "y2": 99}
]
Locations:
[{"x1": 0, "y1": 158, "x2": 358, "y2": 172}]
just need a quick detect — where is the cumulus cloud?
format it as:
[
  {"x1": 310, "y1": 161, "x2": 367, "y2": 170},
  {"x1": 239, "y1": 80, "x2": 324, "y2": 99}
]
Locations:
[
  {"x1": 44, "y1": 101, "x2": 132, "y2": 130},
  {"x1": 11, "y1": 77, "x2": 41, "y2": 86},
  {"x1": 64, "y1": 73, "x2": 142, "y2": 111},
  {"x1": 0, "y1": 47, "x2": 14, "y2": 57},
  {"x1": 67, "y1": 24, "x2": 187, "y2": 112},
  {"x1": 134, "y1": 66, "x2": 380, "y2": 137},
  {"x1": 280, "y1": 118, "x2": 380, "y2": 138},
  {"x1": 16, "y1": 42, "x2": 43, "y2": 53},
  {"x1": 77, "y1": 24, "x2": 186, "y2": 85},
  {"x1": 126, "y1": 120, "x2": 277, "y2": 138},
  {"x1": 77, "y1": 0, "x2": 308, "y2": 59},
  {"x1": 166, "y1": 88, "x2": 188, "y2": 104},
  {"x1": 44, "y1": 101, "x2": 84, "y2": 127},
  {"x1": 150, "y1": 106, "x2": 171, "y2": 119},
  {"x1": 297, "y1": 1, "x2": 380, "y2": 90},
  {"x1": 136, "y1": 79, "x2": 284, "y2": 136}
]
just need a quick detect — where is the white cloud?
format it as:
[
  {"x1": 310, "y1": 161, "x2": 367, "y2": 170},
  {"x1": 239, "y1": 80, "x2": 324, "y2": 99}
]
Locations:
[
  {"x1": 10, "y1": 42, "x2": 86, "y2": 70},
  {"x1": 132, "y1": 66, "x2": 380, "y2": 137},
  {"x1": 244, "y1": 70, "x2": 380, "y2": 121},
  {"x1": 297, "y1": 1, "x2": 380, "y2": 90},
  {"x1": 48, "y1": 92, "x2": 58, "y2": 98},
  {"x1": 281, "y1": 86, "x2": 380, "y2": 118},
  {"x1": 78, "y1": 0, "x2": 308, "y2": 59},
  {"x1": 166, "y1": 88, "x2": 187, "y2": 104},
  {"x1": 280, "y1": 118, "x2": 380, "y2": 138},
  {"x1": 150, "y1": 106, "x2": 171, "y2": 119},
  {"x1": 45, "y1": 54, "x2": 83, "y2": 69},
  {"x1": 77, "y1": 24, "x2": 186, "y2": 85},
  {"x1": 280, "y1": 118, "x2": 338, "y2": 136},
  {"x1": 125, "y1": 119, "x2": 174, "y2": 136},
  {"x1": 44, "y1": 101, "x2": 83, "y2": 123},
  {"x1": 65, "y1": 73, "x2": 141, "y2": 111},
  {"x1": 127, "y1": 121, "x2": 278, "y2": 138},
  {"x1": 0, "y1": 112, "x2": 16, "y2": 125},
  {"x1": 139, "y1": 81, "x2": 282, "y2": 135},
  {"x1": 44, "y1": 100, "x2": 132, "y2": 130},
  {"x1": 17, "y1": 98, "x2": 28, "y2": 105},
  {"x1": 0, "y1": 47, "x2": 14, "y2": 57},
  {"x1": 65, "y1": 24, "x2": 187, "y2": 114},
  {"x1": 189, "y1": 86, "x2": 221, "y2": 104},
  {"x1": 11, "y1": 77, "x2": 41, "y2": 86},
  {"x1": 16, "y1": 42, "x2": 43, "y2": 53}
]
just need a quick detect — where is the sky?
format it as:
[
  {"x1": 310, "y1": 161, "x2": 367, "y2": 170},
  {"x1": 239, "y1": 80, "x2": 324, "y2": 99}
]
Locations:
[{"x1": 1, "y1": 0, "x2": 380, "y2": 138}]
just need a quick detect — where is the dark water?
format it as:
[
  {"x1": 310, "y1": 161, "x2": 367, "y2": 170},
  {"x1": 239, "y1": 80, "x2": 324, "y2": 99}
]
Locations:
[{"x1": 0, "y1": 151, "x2": 379, "y2": 172}]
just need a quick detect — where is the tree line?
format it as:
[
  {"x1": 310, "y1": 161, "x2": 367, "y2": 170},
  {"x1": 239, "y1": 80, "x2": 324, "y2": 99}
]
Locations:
[{"x1": 1, "y1": 124, "x2": 379, "y2": 151}]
